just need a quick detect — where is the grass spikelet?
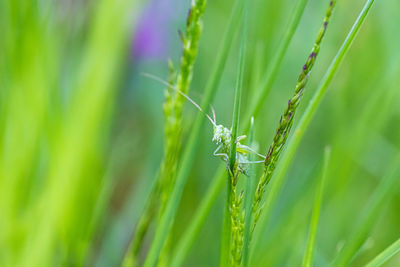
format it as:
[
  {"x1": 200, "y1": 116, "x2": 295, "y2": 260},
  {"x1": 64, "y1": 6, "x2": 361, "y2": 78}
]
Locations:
[
  {"x1": 171, "y1": 0, "x2": 311, "y2": 263},
  {"x1": 1, "y1": 0, "x2": 395, "y2": 266},
  {"x1": 158, "y1": 0, "x2": 207, "y2": 217},
  {"x1": 125, "y1": 1, "x2": 207, "y2": 266},
  {"x1": 220, "y1": 0, "x2": 248, "y2": 265},
  {"x1": 252, "y1": 0, "x2": 337, "y2": 231},
  {"x1": 167, "y1": 2, "x2": 244, "y2": 265},
  {"x1": 251, "y1": 0, "x2": 377, "y2": 260}
]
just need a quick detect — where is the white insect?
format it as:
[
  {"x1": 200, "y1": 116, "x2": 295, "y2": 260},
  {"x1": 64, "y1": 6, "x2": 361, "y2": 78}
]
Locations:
[{"x1": 143, "y1": 73, "x2": 266, "y2": 175}]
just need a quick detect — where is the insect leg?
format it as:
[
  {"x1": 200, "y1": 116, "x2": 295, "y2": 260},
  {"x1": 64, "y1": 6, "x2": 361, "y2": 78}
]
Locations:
[
  {"x1": 239, "y1": 144, "x2": 266, "y2": 159},
  {"x1": 210, "y1": 105, "x2": 216, "y2": 125},
  {"x1": 242, "y1": 160, "x2": 265, "y2": 164},
  {"x1": 213, "y1": 144, "x2": 229, "y2": 162},
  {"x1": 235, "y1": 135, "x2": 247, "y2": 143}
]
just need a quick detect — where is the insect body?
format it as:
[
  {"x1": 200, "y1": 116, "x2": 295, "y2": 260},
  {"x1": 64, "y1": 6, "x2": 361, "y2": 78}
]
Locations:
[
  {"x1": 143, "y1": 73, "x2": 266, "y2": 175},
  {"x1": 210, "y1": 110, "x2": 265, "y2": 175}
]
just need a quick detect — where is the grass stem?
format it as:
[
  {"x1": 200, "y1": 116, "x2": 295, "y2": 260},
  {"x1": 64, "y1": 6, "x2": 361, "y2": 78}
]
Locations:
[
  {"x1": 242, "y1": 117, "x2": 257, "y2": 267},
  {"x1": 365, "y1": 236, "x2": 400, "y2": 267},
  {"x1": 250, "y1": 0, "x2": 376, "y2": 261},
  {"x1": 302, "y1": 146, "x2": 331, "y2": 267}
]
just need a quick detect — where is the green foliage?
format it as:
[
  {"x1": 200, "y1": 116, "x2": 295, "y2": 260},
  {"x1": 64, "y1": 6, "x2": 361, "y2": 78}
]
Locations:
[
  {"x1": 302, "y1": 147, "x2": 330, "y2": 267},
  {"x1": 333, "y1": 153, "x2": 400, "y2": 266},
  {"x1": 0, "y1": 0, "x2": 136, "y2": 266},
  {"x1": 221, "y1": 0, "x2": 248, "y2": 264},
  {"x1": 142, "y1": 0, "x2": 208, "y2": 266},
  {"x1": 251, "y1": 0, "x2": 377, "y2": 262},
  {"x1": 253, "y1": 0, "x2": 337, "y2": 230},
  {"x1": 365, "y1": 236, "x2": 400, "y2": 267},
  {"x1": 245, "y1": 0, "x2": 309, "y2": 126},
  {"x1": 3, "y1": 0, "x2": 400, "y2": 266},
  {"x1": 242, "y1": 117, "x2": 257, "y2": 267}
]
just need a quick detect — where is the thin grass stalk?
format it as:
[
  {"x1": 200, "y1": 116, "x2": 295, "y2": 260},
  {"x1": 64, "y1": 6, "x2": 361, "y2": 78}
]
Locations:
[
  {"x1": 157, "y1": 0, "x2": 207, "y2": 220},
  {"x1": 122, "y1": 181, "x2": 159, "y2": 267},
  {"x1": 158, "y1": 61, "x2": 178, "y2": 217},
  {"x1": 145, "y1": 0, "x2": 222, "y2": 266},
  {"x1": 244, "y1": 0, "x2": 309, "y2": 131},
  {"x1": 130, "y1": 0, "x2": 207, "y2": 265},
  {"x1": 13, "y1": 0, "x2": 134, "y2": 265},
  {"x1": 252, "y1": 0, "x2": 337, "y2": 232},
  {"x1": 227, "y1": 177, "x2": 243, "y2": 266},
  {"x1": 302, "y1": 146, "x2": 331, "y2": 267},
  {"x1": 227, "y1": 2, "x2": 247, "y2": 177},
  {"x1": 220, "y1": 171, "x2": 233, "y2": 267},
  {"x1": 171, "y1": 168, "x2": 225, "y2": 267},
  {"x1": 140, "y1": 1, "x2": 243, "y2": 266},
  {"x1": 221, "y1": 1, "x2": 248, "y2": 265},
  {"x1": 332, "y1": 153, "x2": 400, "y2": 266},
  {"x1": 250, "y1": 0, "x2": 376, "y2": 262},
  {"x1": 365, "y1": 236, "x2": 400, "y2": 267},
  {"x1": 159, "y1": 0, "x2": 207, "y2": 214},
  {"x1": 123, "y1": 62, "x2": 177, "y2": 267},
  {"x1": 170, "y1": 0, "x2": 311, "y2": 263},
  {"x1": 242, "y1": 117, "x2": 257, "y2": 267}
]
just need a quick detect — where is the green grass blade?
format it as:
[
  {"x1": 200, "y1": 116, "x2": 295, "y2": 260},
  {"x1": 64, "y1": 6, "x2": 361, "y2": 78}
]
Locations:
[
  {"x1": 252, "y1": 0, "x2": 336, "y2": 229},
  {"x1": 365, "y1": 237, "x2": 400, "y2": 267},
  {"x1": 242, "y1": 117, "x2": 257, "y2": 267},
  {"x1": 126, "y1": 1, "x2": 243, "y2": 264},
  {"x1": 221, "y1": 1, "x2": 248, "y2": 265},
  {"x1": 244, "y1": 0, "x2": 309, "y2": 130},
  {"x1": 228, "y1": 3, "x2": 247, "y2": 173},
  {"x1": 171, "y1": 168, "x2": 225, "y2": 267},
  {"x1": 332, "y1": 153, "x2": 400, "y2": 266},
  {"x1": 220, "y1": 186, "x2": 232, "y2": 267},
  {"x1": 169, "y1": 0, "x2": 311, "y2": 263},
  {"x1": 143, "y1": 1, "x2": 243, "y2": 265},
  {"x1": 251, "y1": 0, "x2": 376, "y2": 261},
  {"x1": 302, "y1": 147, "x2": 331, "y2": 267}
]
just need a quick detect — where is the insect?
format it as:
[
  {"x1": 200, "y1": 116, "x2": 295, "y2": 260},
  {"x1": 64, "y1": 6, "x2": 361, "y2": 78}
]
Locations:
[{"x1": 143, "y1": 73, "x2": 266, "y2": 175}]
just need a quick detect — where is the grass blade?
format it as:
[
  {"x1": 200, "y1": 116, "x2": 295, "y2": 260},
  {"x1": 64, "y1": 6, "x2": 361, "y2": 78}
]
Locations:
[
  {"x1": 302, "y1": 146, "x2": 331, "y2": 267},
  {"x1": 221, "y1": 1, "x2": 248, "y2": 265},
  {"x1": 242, "y1": 117, "x2": 257, "y2": 267},
  {"x1": 365, "y1": 237, "x2": 400, "y2": 267},
  {"x1": 171, "y1": 168, "x2": 225, "y2": 267},
  {"x1": 170, "y1": 0, "x2": 311, "y2": 263},
  {"x1": 143, "y1": 0, "x2": 243, "y2": 265},
  {"x1": 244, "y1": 0, "x2": 309, "y2": 130},
  {"x1": 332, "y1": 153, "x2": 400, "y2": 266},
  {"x1": 251, "y1": 0, "x2": 376, "y2": 261},
  {"x1": 252, "y1": 0, "x2": 336, "y2": 230}
]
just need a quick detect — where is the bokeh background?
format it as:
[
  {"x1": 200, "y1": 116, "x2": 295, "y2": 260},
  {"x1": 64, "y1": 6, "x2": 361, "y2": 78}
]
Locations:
[{"x1": 1, "y1": 0, "x2": 400, "y2": 266}]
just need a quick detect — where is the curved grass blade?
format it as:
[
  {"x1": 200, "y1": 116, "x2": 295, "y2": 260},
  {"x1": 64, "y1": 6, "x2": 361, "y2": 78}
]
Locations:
[
  {"x1": 242, "y1": 117, "x2": 257, "y2": 267},
  {"x1": 365, "y1": 237, "x2": 400, "y2": 267},
  {"x1": 221, "y1": 1, "x2": 248, "y2": 265},
  {"x1": 252, "y1": 0, "x2": 336, "y2": 230},
  {"x1": 250, "y1": 0, "x2": 377, "y2": 261},
  {"x1": 302, "y1": 147, "x2": 331, "y2": 267},
  {"x1": 170, "y1": 168, "x2": 225, "y2": 267},
  {"x1": 244, "y1": 0, "x2": 309, "y2": 130},
  {"x1": 332, "y1": 153, "x2": 400, "y2": 266},
  {"x1": 171, "y1": 0, "x2": 311, "y2": 264},
  {"x1": 143, "y1": 1, "x2": 243, "y2": 265}
]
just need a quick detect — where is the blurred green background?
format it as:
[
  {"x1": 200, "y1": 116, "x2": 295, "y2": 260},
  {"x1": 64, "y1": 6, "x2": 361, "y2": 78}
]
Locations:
[{"x1": 1, "y1": 0, "x2": 399, "y2": 266}]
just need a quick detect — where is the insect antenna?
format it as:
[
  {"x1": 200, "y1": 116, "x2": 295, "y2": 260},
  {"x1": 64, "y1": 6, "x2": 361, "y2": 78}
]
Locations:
[
  {"x1": 210, "y1": 105, "x2": 217, "y2": 125},
  {"x1": 141, "y1": 72, "x2": 217, "y2": 127}
]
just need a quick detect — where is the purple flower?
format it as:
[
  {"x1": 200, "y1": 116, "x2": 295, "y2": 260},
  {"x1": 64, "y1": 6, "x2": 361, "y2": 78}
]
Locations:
[{"x1": 132, "y1": 0, "x2": 179, "y2": 60}]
